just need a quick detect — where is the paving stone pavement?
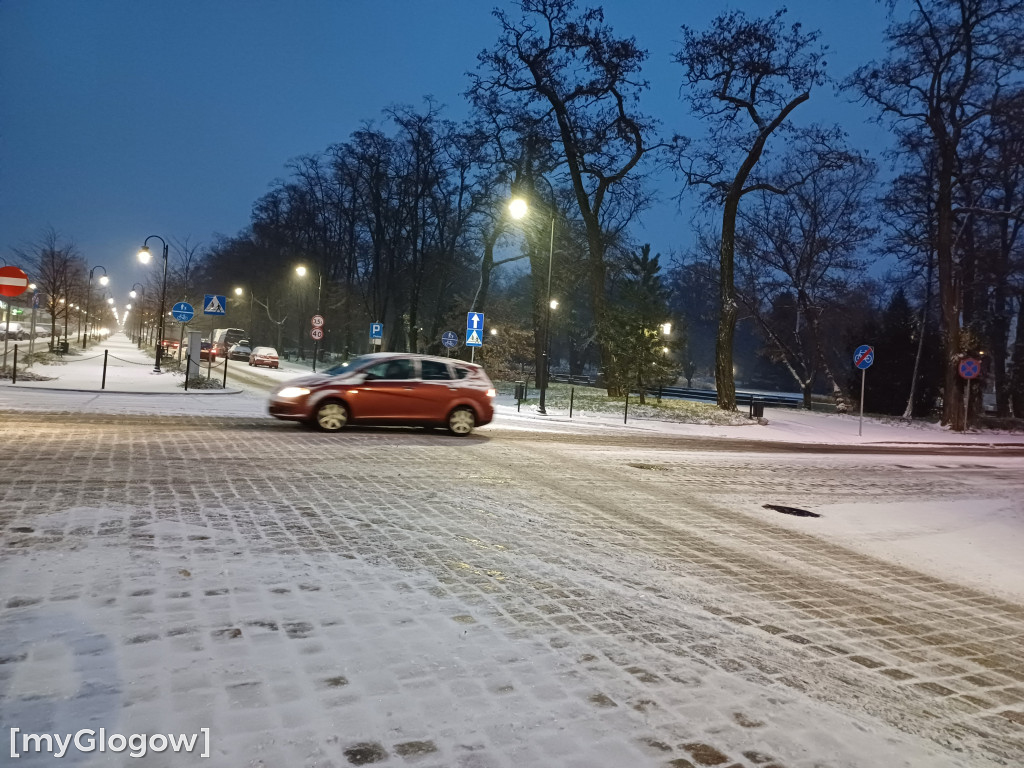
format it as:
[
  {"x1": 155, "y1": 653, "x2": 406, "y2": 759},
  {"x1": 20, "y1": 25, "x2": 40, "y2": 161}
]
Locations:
[{"x1": 1, "y1": 411, "x2": 1022, "y2": 767}]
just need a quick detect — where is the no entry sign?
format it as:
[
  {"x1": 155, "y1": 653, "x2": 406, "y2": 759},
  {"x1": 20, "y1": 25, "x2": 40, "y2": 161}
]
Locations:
[{"x1": 0, "y1": 266, "x2": 29, "y2": 297}]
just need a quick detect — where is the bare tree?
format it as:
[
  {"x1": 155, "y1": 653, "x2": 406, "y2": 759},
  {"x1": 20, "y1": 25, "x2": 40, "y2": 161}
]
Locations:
[
  {"x1": 735, "y1": 142, "x2": 877, "y2": 408},
  {"x1": 11, "y1": 227, "x2": 85, "y2": 346},
  {"x1": 849, "y1": 0, "x2": 1024, "y2": 430},
  {"x1": 673, "y1": 9, "x2": 828, "y2": 410},
  {"x1": 469, "y1": 0, "x2": 659, "y2": 394}
]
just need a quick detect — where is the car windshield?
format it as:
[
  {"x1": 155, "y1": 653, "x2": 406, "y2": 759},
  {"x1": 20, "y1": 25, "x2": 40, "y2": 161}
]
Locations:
[{"x1": 323, "y1": 355, "x2": 377, "y2": 377}]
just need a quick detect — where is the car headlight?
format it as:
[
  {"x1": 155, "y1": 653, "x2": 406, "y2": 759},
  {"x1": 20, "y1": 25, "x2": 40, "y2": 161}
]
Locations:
[{"x1": 276, "y1": 387, "x2": 311, "y2": 398}]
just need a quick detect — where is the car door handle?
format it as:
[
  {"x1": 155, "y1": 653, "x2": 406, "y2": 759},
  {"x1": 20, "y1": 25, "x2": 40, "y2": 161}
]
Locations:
[{"x1": 403, "y1": 386, "x2": 415, "y2": 390}]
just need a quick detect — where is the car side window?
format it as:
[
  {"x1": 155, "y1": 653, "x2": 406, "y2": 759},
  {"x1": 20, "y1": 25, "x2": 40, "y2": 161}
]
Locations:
[
  {"x1": 364, "y1": 359, "x2": 413, "y2": 380},
  {"x1": 421, "y1": 360, "x2": 452, "y2": 381},
  {"x1": 452, "y1": 366, "x2": 471, "y2": 379}
]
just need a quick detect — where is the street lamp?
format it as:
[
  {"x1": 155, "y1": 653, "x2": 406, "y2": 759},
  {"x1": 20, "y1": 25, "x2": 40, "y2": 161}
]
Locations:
[
  {"x1": 138, "y1": 236, "x2": 169, "y2": 372},
  {"x1": 295, "y1": 264, "x2": 323, "y2": 372},
  {"x1": 130, "y1": 283, "x2": 145, "y2": 345},
  {"x1": 233, "y1": 286, "x2": 254, "y2": 336},
  {"x1": 82, "y1": 265, "x2": 108, "y2": 348},
  {"x1": 509, "y1": 191, "x2": 556, "y2": 415}
]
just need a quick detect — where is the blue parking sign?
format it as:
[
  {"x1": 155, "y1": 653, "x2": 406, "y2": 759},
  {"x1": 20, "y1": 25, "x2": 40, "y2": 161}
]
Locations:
[{"x1": 370, "y1": 323, "x2": 383, "y2": 339}]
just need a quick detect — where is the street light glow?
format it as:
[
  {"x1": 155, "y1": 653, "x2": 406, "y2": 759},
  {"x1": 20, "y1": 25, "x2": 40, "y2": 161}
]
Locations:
[
  {"x1": 130, "y1": 290, "x2": 137, "y2": 298},
  {"x1": 295, "y1": 265, "x2": 307, "y2": 277},
  {"x1": 508, "y1": 198, "x2": 528, "y2": 219},
  {"x1": 661, "y1": 322, "x2": 672, "y2": 335},
  {"x1": 550, "y1": 299, "x2": 559, "y2": 310},
  {"x1": 99, "y1": 275, "x2": 109, "y2": 286},
  {"x1": 137, "y1": 246, "x2": 152, "y2": 263},
  {"x1": 107, "y1": 298, "x2": 115, "y2": 305},
  {"x1": 234, "y1": 287, "x2": 243, "y2": 295}
]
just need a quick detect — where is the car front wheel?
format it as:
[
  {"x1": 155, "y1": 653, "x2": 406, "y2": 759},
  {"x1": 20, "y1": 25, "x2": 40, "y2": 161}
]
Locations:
[
  {"x1": 315, "y1": 401, "x2": 349, "y2": 432},
  {"x1": 447, "y1": 407, "x2": 475, "y2": 436}
]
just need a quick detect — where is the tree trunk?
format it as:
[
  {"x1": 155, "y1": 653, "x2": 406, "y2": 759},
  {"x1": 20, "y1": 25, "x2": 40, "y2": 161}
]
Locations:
[
  {"x1": 903, "y1": 255, "x2": 934, "y2": 420},
  {"x1": 715, "y1": 196, "x2": 739, "y2": 410},
  {"x1": 936, "y1": 149, "x2": 966, "y2": 431},
  {"x1": 1010, "y1": 298, "x2": 1024, "y2": 418}
]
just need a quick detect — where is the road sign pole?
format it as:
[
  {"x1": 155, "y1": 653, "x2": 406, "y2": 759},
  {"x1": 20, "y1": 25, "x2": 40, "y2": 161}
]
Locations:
[
  {"x1": 859, "y1": 368, "x2": 866, "y2": 437},
  {"x1": 28, "y1": 295, "x2": 37, "y2": 365},
  {"x1": 2, "y1": 303, "x2": 9, "y2": 372},
  {"x1": 963, "y1": 376, "x2": 971, "y2": 428}
]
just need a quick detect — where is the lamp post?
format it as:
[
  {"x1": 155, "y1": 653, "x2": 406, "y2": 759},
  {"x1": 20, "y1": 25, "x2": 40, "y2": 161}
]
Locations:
[
  {"x1": 82, "y1": 266, "x2": 109, "y2": 348},
  {"x1": 234, "y1": 286, "x2": 254, "y2": 337},
  {"x1": 138, "y1": 236, "x2": 169, "y2": 372},
  {"x1": 296, "y1": 265, "x2": 323, "y2": 372},
  {"x1": 130, "y1": 283, "x2": 145, "y2": 346},
  {"x1": 509, "y1": 191, "x2": 556, "y2": 415}
]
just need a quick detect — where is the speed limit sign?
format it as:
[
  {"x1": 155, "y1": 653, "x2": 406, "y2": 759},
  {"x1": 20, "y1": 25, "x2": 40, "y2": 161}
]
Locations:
[
  {"x1": 310, "y1": 328, "x2": 324, "y2": 340},
  {"x1": 311, "y1": 314, "x2": 325, "y2": 328}
]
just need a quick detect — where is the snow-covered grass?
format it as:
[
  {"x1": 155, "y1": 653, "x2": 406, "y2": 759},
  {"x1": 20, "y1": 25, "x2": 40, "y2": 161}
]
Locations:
[{"x1": 513, "y1": 382, "x2": 755, "y2": 426}]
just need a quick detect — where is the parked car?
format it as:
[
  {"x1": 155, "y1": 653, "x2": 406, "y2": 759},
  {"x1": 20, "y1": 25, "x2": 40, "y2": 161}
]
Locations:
[
  {"x1": 160, "y1": 338, "x2": 180, "y2": 354},
  {"x1": 227, "y1": 342, "x2": 252, "y2": 361},
  {"x1": 268, "y1": 352, "x2": 495, "y2": 435},
  {"x1": 249, "y1": 346, "x2": 279, "y2": 368},
  {"x1": 0, "y1": 322, "x2": 26, "y2": 340},
  {"x1": 182, "y1": 339, "x2": 216, "y2": 361}
]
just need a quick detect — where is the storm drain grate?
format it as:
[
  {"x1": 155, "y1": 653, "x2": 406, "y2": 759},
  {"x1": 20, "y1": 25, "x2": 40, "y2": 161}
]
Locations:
[{"x1": 763, "y1": 504, "x2": 820, "y2": 518}]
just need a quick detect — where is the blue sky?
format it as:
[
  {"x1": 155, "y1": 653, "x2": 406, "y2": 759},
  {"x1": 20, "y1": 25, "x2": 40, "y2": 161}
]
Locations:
[{"x1": 1, "y1": 0, "x2": 894, "y2": 295}]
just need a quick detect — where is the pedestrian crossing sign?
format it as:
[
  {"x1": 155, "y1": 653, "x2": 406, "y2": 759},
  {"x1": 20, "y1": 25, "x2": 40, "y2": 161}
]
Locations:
[
  {"x1": 203, "y1": 294, "x2": 226, "y2": 315},
  {"x1": 466, "y1": 329, "x2": 482, "y2": 347}
]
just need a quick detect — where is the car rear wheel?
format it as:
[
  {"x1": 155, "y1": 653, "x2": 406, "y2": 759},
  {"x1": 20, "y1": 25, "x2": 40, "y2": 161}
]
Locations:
[
  {"x1": 315, "y1": 401, "x2": 349, "y2": 432},
  {"x1": 447, "y1": 407, "x2": 475, "y2": 436}
]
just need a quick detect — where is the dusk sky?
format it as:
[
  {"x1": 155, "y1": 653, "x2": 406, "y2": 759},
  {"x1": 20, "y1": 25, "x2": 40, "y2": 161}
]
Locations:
[{"x1": 1, "y1": 1, "x2": 894, "y2": 297}]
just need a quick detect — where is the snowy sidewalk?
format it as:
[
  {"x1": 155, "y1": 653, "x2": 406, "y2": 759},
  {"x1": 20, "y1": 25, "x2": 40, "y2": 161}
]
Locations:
[{"x1": 4, "y1": 332, "x2": 242, "y2": 394}]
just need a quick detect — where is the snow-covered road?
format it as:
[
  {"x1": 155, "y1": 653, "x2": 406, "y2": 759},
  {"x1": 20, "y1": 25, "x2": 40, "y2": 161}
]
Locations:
[{"x1": 1, "y1": 404, "x2": 1022, "y2": 767}]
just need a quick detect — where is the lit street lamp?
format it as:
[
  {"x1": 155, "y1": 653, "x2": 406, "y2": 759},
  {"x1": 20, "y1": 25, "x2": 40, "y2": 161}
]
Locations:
[
  {"x1": 234, "y1": 286, "x2": 254, "y2": 337},
  {"x1": 138, "y1": 236, "x2": 169, "y2": 372},
  {"x1": 296, "y1": 264, "x2": 324, "y2": 372},
  {"x1": 82, "y1": 265, "x2": 108, "y2": 348},
  {"x1": 509, "y1": 192, "x2": 556, "y2": 415},
  {"x1": 130, "y1": 283, "x2": 145, "y2": 346}
]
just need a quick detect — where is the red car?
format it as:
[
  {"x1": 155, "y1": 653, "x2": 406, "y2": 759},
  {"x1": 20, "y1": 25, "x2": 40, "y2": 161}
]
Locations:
[
  {"x1": 268, "y1": 353, "x2": 495, "y2": 435},
  {"x1": 249, "y1": 346, "x2": 279, "y2": 369}
]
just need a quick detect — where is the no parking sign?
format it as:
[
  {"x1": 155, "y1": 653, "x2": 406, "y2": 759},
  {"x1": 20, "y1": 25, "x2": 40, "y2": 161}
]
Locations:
[{"x1": 959, "y1": 358, "x2": 980, "y2": 379}]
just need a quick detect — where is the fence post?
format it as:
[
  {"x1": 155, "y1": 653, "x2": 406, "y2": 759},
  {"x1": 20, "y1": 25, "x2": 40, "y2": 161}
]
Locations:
[
  {"x1": 101, "y1": 350, "x2": 108, "y2": 390},
  {"x1": 12, "y1": 344, "x2": 17, "y2": 384},
  {"x1": 569, "y1": 387, "x2": 574, "y2": 419},
  {"x1": 624, "y1": 391, "x2": 629, "y2": 424},
  {"x1": 222, "y1": 354, "x2": 228, "y2": 388}
]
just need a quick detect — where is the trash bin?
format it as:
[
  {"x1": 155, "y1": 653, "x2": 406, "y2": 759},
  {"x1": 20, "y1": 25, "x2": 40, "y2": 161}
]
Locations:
[
  {"x1": 514, "y1": 381, "x2": 526, "y2": 400},
  {"x1": 750, "y1": 397, "x2": 765, "y2": 418}
]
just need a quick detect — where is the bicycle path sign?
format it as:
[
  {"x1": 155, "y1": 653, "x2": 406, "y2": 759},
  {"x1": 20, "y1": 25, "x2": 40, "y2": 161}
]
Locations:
[{"x1": 171, "y1": 302, "x2": 195, "y2": 323}]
